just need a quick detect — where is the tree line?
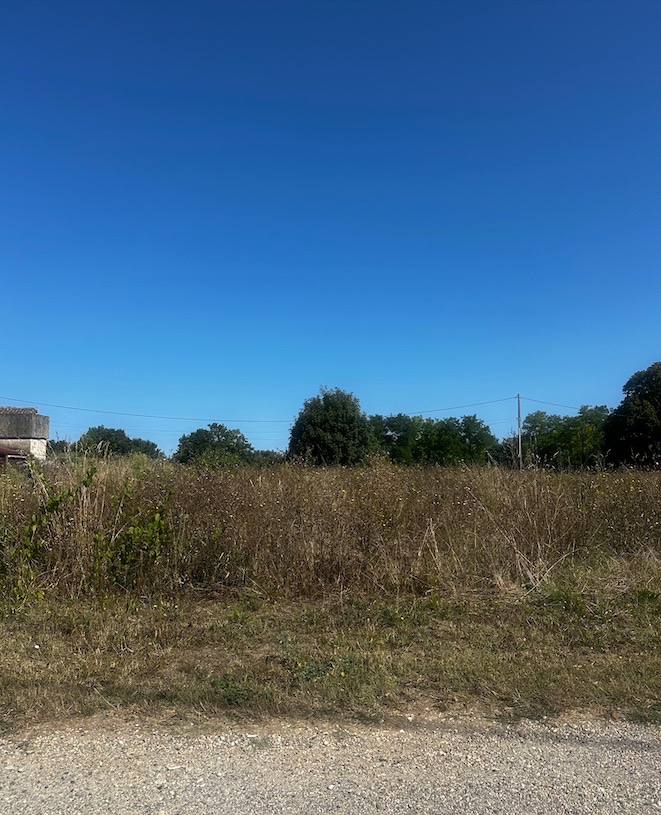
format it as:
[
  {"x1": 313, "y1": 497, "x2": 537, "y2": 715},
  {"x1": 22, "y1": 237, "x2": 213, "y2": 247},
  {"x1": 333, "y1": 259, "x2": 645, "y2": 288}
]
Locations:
[{"x1": 49, "y1": 361, "x2": 661, "y2": 469}]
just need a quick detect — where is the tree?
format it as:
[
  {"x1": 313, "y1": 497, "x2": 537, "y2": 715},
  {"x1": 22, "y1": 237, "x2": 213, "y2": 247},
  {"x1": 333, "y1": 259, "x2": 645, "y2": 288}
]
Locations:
[
  {"x1": 129, "y1": 437, "x2": 163, "y2": 459},
  {"x1": 370, "y1": 412, "x2": 497, "y2": 465},
  {"x1": 77, "y1": 426, "x2": 162, "y2": 458},
  {"x1": 504, "y1": 407, "x2": 608, "y2": 469},
  {"x1": 521, "y1": 407, "x2": 607, "y2": 468},
  {"x1": 253, "y1": 449, "x2": 286, "y2": 466},
  {"x1": 173, "y1": 423, "x2": 255, "y2": 465},
  {"x1": 459, "y1": 414, "x2": 500, "y2": 462},
  {"x1": 549, "y1": 406, "x2": 608, "y2": 468},
  {"x1": 603, "y1": 361, "x2": 661, "y2": 465},
  {"x1": 369, "y1": 413, "x2": 424, "y2": 464},
  {"x1": 412, "y1": 415, "x2": 497, "y2": 465},
  {"x1": 522, "y1": 411, "x2": 563, "y2": 457},
  {"x1": 414, "y1": 417, "x2": 465, "y2": 464},
  {"x1": 48, "y1": 439, "x2": 72, "y2": 456},
  {"x1": 288, "y1": 388, "x2": 373, "y2": 465}
]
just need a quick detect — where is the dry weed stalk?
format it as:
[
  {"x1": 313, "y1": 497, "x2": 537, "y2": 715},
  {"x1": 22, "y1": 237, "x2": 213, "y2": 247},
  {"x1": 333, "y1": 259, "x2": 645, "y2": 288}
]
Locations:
[{"x1": 0, "y1": 460, "x2": 659, "y2": 601}]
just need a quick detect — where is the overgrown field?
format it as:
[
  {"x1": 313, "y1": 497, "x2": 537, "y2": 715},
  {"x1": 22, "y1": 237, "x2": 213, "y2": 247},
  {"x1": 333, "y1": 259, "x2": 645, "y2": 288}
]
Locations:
[{"x1": 0, "y1": 460, "x2": 659, "y2": 728}]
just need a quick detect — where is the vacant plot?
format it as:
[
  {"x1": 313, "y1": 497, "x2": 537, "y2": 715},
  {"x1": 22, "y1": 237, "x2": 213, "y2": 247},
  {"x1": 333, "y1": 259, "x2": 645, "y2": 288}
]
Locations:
[{"x1": 0, "y1": 461, "x2": 659, "y2": 729}]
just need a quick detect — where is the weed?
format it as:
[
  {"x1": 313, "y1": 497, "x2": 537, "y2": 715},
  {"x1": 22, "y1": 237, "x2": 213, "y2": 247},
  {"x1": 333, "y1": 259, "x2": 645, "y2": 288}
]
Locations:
[
  {"x1": 627, "y1": 588, "x2": 660, "y2": 608},
  {"x1": 210, "y1": 674, "x2": 257, "y2": 707},
  {"x1": 539, "y1": 588, "x2": 587, "y2": 615},
  {"x1": 2, "y1": 461, "x2": 660, "y2": 601}
]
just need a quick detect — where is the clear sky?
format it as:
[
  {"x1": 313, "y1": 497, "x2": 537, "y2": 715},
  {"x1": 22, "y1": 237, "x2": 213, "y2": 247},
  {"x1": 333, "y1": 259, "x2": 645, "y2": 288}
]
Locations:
[{"x1": 1, "y1": 0, "x2": 659, "y2": 453}]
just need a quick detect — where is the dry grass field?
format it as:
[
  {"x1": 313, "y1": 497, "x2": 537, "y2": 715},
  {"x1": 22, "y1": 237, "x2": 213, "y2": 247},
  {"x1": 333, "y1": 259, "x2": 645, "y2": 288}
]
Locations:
[{"x1": 1, "y1": 459, "x2": 659, "y2": 729}]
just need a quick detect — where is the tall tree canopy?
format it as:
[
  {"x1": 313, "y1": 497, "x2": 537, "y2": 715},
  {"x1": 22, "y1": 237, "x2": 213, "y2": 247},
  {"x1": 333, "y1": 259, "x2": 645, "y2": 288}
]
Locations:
[
  {"x1": 77, "y1": 426, "x2": 162, "y2": 458},
  {"x1": 603, "y1": 361, "x2": 661, "y2": 465},
  {"x1": 413, "y1": 415, "x2": 497, "y2": 465},
  {"x1": 369, "y1": 413, "x2": 423, "y2": 464},
  {"x1": 520, "y1": 406, "x2": 608, "y2": 468},
  {"x1": 174, "y1": 423, "x2": 255, "y2": 465},
  {"x1": 370, "y1": 413, "x2": 498, "y2": 465},
  {"x1": 288, "y1": 388, "x2": 373, "y2": 465}
]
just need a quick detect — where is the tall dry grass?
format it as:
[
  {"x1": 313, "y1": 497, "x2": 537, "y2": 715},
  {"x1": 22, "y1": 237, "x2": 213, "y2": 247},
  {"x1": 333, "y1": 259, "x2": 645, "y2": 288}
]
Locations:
[{"x1": 1, "y1": 458, "x2": 659, "y2": 601}]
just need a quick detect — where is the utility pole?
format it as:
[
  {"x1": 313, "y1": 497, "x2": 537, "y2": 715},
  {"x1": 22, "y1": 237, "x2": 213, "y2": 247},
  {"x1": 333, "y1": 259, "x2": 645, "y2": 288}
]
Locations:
[{"x1": 517, "y1": 393, "x2": 523, "y2": 470}]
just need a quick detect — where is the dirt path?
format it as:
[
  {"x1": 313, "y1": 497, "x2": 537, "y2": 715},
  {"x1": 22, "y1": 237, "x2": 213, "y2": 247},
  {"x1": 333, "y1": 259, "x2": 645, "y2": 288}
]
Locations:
[{"x1": 1, "y1": 712, "x2": 660, "y2": 814}]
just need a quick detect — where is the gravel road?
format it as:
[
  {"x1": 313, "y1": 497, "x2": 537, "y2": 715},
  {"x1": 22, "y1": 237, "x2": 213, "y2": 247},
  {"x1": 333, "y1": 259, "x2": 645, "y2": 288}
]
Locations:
[{"x1": 1, "y1": 712, "x2": 659, "y2": 814}]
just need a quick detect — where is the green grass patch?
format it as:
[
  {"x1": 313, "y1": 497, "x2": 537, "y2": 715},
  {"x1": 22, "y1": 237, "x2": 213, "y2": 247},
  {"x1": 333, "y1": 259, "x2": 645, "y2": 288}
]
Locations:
[{"x1": 0, "y1": 588, "x2": 658, "y2": 732}]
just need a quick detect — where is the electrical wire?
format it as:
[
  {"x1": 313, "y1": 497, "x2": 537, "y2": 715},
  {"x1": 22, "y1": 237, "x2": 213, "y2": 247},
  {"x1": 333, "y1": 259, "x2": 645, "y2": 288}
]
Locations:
[
  {"x1": 0, "y1": 395, "x2": 291, "y2": 423},
  {"x1": 10, "y1": 393, "x2": 640, "y2": 439},
  {"x1": 1, "y1": 393, "x2": 518, "y2": 424},
  {"x1": 521, "y1": 396, "x2": 655, "y2": 425},
  {"x1": 521, "y1": 397, "x2": 582, "y2": 411},
  {"x1": 403, "y1": 397, "x2": 516, "y2": 416}
]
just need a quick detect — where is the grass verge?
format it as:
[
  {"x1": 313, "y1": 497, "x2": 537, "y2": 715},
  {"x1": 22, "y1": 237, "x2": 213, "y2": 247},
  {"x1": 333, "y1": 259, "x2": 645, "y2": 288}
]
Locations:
[{"x1": 1, "y1": 581, "x2": 659, "y2": 732}]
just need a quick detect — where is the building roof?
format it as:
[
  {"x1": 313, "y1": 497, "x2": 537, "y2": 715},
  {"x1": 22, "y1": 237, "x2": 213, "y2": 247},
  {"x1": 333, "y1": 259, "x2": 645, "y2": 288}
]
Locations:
[{"x1": 0, "y1": 406, "x2": 39, "y2": 414}]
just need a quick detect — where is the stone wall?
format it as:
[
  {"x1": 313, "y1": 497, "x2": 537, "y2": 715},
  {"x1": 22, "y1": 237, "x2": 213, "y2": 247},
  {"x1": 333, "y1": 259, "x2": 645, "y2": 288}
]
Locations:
[{"x1": 0, "y1": 407, "x2": 49, "y2": 461}]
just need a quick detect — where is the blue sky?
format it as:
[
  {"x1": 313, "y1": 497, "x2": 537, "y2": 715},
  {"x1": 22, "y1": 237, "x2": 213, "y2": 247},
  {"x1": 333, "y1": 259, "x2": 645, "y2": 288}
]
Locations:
[{"x1": 1, "y1": 0, "x2": 659, "y2": 453}]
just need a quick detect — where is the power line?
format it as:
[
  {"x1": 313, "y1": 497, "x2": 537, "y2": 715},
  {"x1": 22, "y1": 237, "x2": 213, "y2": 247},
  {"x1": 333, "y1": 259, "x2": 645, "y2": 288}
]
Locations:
[
  {"x1": 4, "y1": 392, "x2": 599, "y2": 433},
  {"x1": 0, "y1": 395, "x2": 291, "y2": 424},
  {"x1": 521, "y1": 396, "x2": 654, "y2": 425},
  {"x1": 1, "y1": 393, "x2": 519, "y2": 425},
  {"x1": 521, "y1": 397, "x2": 583, "y2": 411},
  {"x1": 404, "y1": 396, "x2": 516, "y2": 416},
  {"x1": 48, "y1": 424, "x2": 287, "y2": 441}
]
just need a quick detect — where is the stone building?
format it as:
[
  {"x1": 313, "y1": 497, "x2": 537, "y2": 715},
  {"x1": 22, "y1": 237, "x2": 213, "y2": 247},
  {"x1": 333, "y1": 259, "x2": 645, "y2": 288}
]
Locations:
[{"x1": 0, "y1": 407, "x2": 49, "y2": 461}]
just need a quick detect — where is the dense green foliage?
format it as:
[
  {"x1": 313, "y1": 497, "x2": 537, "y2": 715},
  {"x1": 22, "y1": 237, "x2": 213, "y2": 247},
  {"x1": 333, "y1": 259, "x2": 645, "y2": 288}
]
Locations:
[
  {"x1": 48, "y1": 440, "x2": 72, "y2": 455},
  {"x1": 603, "y1": 362, "x2": 661, "y2": 465},
  {"x1": 75, "y1": 426, "x2": 162, "y2": 458},
  {"x1": 173, "y1": 422, "x2": 256, "y2": 465},
  {"x1": 369, "y1": 413, "x2": 422, "y2": 464},
  {"x1": 370, "y1": 413, "x2": 498, "y2": 465},
  {"x1": 517, "y1": 405, "x2": 609, "y2": 468},
  {"x1": 288, "y1": 388, "x2": 373, "y2": 465}
]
